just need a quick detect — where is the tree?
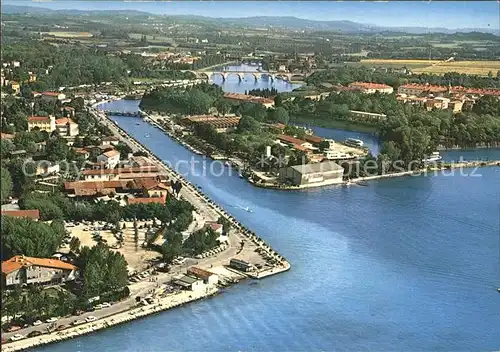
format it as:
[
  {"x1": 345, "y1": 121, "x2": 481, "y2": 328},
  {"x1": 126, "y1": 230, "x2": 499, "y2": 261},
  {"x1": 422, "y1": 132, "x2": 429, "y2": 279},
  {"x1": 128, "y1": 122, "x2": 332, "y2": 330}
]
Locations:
[
  {"x1": 0, "y1": 167, "x2": 13, "y2": 203},
  {"x1": 69, "y1": 237, "x2": 81, "y2": 254},
  {"x1": 45, "y1": 136, "x2": 69, "y2": 162},
  {"x1": 237, "y1": 116, "x2": 261, "y2": 133},
  {"x1": 269, "y1": 107, "x2": 290, "y2": 124},
  {"x1": 215, "y1": 99, "x2": 231, "y2": 117},
  {"x1": 318, "y1": 140, "x2": 330, "y2": 152}
]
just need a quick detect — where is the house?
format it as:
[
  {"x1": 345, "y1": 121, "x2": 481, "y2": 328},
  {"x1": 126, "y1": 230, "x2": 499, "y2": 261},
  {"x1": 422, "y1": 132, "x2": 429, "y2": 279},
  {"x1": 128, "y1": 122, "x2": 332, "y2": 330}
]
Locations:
[
  {"x1": 187, "y1": 267, "x2": 218, "y2": 285},
  {"x1": 28, "y1": 115, "x2": 56, "y2": 133},
  {"x1": 425, "y1": 97, "x2": 450, "y2": 111},
  {"x1": 81, "y1": 166, "x2": 161, "y2": 182},
  {"x1": 1, "y1": 133, "x2": 15, "y2": 140},
  {"x1": 97, "y1": 149, "x2": 120, "y2": 169},
  {"x1": 9, "y1": 81, "x2": 20, "y2": 94},
  {"x1": 73, "y1": 147, "x2": 90, "y2": 159},
  {"x1": 348, "y1": 82, "x2": 394, "y2": 94},
  {"x1": 348, "y1": 110, "x2": 387, "y2": 122},
  {"x1": 398, "y1": 83, "x2": 448, "y2": 96},
  {"x1": 139, "y1": 178, "x2": 171, "y2": 198},
  {"x1": 229, "y1": 258, "x2": 255, "y2": 272},
  {"x1": 55, "y1": 118, "x2": 79, "y2": 137},
  {"x1": 35, "y1": 162, "x2": 60, "y2": 176},
  {"x1": 278, "y1": 160, "x2": 344, "y2": 187},
  {"x1": 173, "y1": 275, "x2": 204, "y2": 291},
  {"x1": 204, "y1": 221, "x2": 228, "y2": 243},
  {"x1": 41, "y1": 91, "x2": 66, "y2": 102},
  {"x1": 2, "y1": 255, "x2": 78, "y2": 287},
  {"x1": 182, "y1": 116, "x2": 241, "y2": 133},
  {"x1": 277, "y1": 135, "x2": 314, "y2": 150},
  {"x1": 28, "y1": 72, "x2": 37, "y2": 83},
  {"x1": 303, "y1": 135, "x2": 325, "y2": 146},
  {"x1": 1, "y1": 209, "x2": 40, "y2": 220},
  {"x1": 101, "y1": 136, "x2": 120, "y2": 146},
  {"x1": 448, "y1": 100, "x2": 464, "y2": 113}
]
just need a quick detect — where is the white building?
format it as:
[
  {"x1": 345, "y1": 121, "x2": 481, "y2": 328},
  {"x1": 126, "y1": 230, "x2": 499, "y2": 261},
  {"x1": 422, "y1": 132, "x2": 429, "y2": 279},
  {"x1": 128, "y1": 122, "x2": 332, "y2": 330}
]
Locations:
[
  {"x1": 55, "y1": 118, "x2": 79, "y2": 137},
  {"x1": 187, "y1": 267, "x2": 219, "y2": 285},
  {"x1": 97, "y1": 149, "x2": 120, "y2": 169}
]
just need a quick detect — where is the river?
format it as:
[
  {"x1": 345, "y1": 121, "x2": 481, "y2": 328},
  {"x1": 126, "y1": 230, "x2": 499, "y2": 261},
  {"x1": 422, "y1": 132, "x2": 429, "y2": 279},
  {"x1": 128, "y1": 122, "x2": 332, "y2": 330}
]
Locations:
[{"x1": 37, "y1": 99, "x2": 500, "y2": 352}]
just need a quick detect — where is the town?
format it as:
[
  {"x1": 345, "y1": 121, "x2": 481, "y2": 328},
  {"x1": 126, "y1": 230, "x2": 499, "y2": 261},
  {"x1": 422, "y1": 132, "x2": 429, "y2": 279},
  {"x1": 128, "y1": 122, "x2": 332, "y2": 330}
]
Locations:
[{"x1": 1, "y1": 3, "x2": 499, "y2": 351}]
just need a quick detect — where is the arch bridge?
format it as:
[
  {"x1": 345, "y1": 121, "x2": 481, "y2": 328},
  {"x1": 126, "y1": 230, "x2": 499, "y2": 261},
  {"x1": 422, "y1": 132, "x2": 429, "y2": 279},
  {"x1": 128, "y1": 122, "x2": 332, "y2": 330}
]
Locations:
[{"x1": 184, "y1": 70, "x2": 309, "y2": 82}]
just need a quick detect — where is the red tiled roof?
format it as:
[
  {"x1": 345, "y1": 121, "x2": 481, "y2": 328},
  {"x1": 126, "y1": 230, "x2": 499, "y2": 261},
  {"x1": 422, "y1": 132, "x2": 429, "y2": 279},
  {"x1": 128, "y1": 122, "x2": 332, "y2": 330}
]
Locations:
[
  {"x1": 187, "y1": 267, "x2": 216, "y2": 280},
  {"x1": 1, "y1": 210, "x2": 40, "y2": 220},
  {"x1": 278, "y1": 134, "x2": 307, "y2": 146},
  {"x1": 204, "y1": 221, "x2": 223, "y2": 232},
  {"x1": 28, "y1": 116, "x2": 51, "y2": 122},
  {"x1": 349, "y1": 82, "x2": 392, "y2": 90},
  {"x1": 42, "y1": 91, "x2": 61, "y2": 97},
  {"x1": 55, "y1": 118, "x2": 76, "y2": 125},
  {"x1": 127, "y1": 196, "x2": 166, "y2": 205},
  {"x1": 292, "y1": 144, "x2": 312, "y2": 153},
  {"x1": 103, "y1": 149, "x2": 120, "y2": 158},
  {"x1": 82, "y1": 166, "x2": 159, "y2": 176},
  {"x1": 2, "y1": 255, "x2": 77, "y2": 274},
  {"x1": 304, "y1": 135, "x2": 324, "y2": 144}
]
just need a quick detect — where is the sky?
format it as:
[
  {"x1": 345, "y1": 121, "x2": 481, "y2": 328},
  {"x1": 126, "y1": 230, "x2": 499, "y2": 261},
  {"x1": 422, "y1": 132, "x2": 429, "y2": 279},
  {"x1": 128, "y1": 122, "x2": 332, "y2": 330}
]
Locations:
[{"x1": 4, "y1": 1, "x2": 500, "y2": 30}]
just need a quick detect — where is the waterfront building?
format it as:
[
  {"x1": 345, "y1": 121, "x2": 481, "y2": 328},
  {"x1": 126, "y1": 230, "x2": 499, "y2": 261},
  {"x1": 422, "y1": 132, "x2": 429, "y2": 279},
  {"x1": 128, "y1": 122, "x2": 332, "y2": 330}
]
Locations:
[
  {"x1": 81, "y1": 166, "x2": 161, "y2": 182},
  {"x1": 101, "y1": 136, "x2": 121, "y2": 146},
  {"x1": 278, "y1": 160, "x2": 344, "y2": 187},
  {"x1": 139, "y1": 178, "x2": 171, "y2": 198},
  {"x1": 182, "y1": 115, "x2": 241, "y2": 133},
  {"x1": 173, "y1": 275, "x2": 204, "y2": 291},
  {"x1": 2, "y1": 255, "x2": 78, "y2": 287},
  {"x1": 229, "y1": 258, "x2": 255, "y2": 272},
  {"x1": 348, "y1": 82, "x2": 394, "y2": 94},
  {"x1": 55, "y1": 118, "x2": 79, "y2": 137},
  {"x1": 1, "y1": 209, "x2": 40, "y2": 220},
  {"x1": 187, "y1": 267, "x2": 219, "y2": 285},
  {"x1": 27, "y1": 115, "x2": 56, "y2": 133},
  {"x1": 349, "y1": 110, "x2": 387, "y2": 122}
]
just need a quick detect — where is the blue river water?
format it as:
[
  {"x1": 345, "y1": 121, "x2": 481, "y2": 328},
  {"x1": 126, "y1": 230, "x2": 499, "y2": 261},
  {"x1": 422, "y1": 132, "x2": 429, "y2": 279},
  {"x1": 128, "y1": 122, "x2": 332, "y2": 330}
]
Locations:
[{"x1": 37, "y1": 99, "x2": 500, "y2": 352}]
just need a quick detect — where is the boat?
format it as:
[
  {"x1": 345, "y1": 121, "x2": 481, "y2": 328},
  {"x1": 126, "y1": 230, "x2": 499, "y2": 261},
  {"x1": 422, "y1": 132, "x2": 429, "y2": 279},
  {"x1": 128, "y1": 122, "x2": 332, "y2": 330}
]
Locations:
[
  {"x1": 239, "y1": 173, "x2": 244, "y2": 178},
  {"x1": 422, "y1": 151, "x2": 443, "y2": 163},
  {"x1": 135, "y1": 123, "x2": 141, "y2": 126},
  {"x1": 144, "y1": 133, "x2": 150, "y2": 138},
  {"x1": 224, "y1": 161, "x2": 230, "y2": 167},
  {"x1": 497, "y1": 288, "x2": 500, "y2": 293},
  {"x1": 344, "y1": 138, "x2": 364, "y2": 148}
]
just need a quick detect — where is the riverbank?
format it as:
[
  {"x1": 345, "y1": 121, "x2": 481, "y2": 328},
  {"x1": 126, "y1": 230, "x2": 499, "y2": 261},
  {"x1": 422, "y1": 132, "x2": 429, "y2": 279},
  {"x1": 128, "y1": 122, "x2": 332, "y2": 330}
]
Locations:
[
  {"x1": 1, "y1": 106, "x2": 291, "y2": 351},
  {"x1": 291, "y1": 117, "x2": 379, "y2": 134},
  {"x1": 139, "y1": 112, "x2": 500, "y2": 191}
]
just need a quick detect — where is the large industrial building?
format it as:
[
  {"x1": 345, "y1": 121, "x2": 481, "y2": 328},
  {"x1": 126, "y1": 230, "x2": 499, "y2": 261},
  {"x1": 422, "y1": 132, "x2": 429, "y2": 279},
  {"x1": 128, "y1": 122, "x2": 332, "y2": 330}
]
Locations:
[{"x1": 279, "y1": 161, "x2": 344, "y2": 187}]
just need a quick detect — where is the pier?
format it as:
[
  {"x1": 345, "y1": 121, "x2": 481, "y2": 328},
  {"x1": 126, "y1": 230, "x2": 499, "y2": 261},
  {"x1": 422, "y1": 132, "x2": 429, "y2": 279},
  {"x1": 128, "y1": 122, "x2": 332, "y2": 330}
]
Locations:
[{"x1": 103, "y1": 110, "x2": 142, "y2": 117}]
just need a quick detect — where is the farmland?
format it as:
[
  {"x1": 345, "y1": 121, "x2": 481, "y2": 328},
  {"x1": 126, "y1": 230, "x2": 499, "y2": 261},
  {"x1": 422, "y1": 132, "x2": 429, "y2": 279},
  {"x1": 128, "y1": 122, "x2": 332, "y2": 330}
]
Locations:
[
  {"x1": 43, "y1": 31, "x2": 93, "y2": 38},
  {"x1": 359, "y1": 59, "x2": 500, "y2": 76}
]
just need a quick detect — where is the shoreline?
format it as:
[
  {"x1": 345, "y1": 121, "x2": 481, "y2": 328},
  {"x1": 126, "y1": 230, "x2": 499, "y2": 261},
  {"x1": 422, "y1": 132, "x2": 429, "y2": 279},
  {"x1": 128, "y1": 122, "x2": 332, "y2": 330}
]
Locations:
[
  {"x1": 138, "y1": 112, "x2": 500, "y2": 190},
  {"x1": 1, "y1": 106, "x2": 291, "y2": 352}
]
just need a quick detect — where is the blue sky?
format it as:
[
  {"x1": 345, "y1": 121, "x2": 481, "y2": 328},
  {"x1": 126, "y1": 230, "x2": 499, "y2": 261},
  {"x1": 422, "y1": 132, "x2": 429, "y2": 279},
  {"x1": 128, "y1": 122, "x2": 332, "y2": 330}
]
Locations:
[{"x1": 5, "y1": 1, "x2": 499, "y2": 29}]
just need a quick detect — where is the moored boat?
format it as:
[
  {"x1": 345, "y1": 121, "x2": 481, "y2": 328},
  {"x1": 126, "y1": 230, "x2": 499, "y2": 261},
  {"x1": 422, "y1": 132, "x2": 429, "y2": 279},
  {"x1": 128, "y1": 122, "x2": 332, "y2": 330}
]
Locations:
[
  {"x1": 422, "y1": 151, "x2": 443, "y2": 163},
  {"x1": 344, "y1": 138, "x2": 364, "y2": 148}
]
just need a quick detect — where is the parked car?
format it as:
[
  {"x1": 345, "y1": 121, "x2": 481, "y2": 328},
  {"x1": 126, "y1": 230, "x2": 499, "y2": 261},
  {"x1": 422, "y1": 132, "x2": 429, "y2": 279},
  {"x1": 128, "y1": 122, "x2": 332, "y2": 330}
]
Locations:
[
  {"x1": 32, "y1": 320, "x2": 43, "y2": 326},
  {"x1": 85, "y1": 316, "x2": 97, "y2": 323},
  {"x1": 72, "y1": 319, "x2": 85, "y2": 326},
  {"x1": 27, "y1": 330, "x2": 42, "y2": 338},
  {"x1": 56, "y1": 325, "x2": 68, "y2": 331},
  {"x1": 45, "y1": 317, "x2": 58, "y2": 323},
  {"x1": 100, "y1": 302, "x2": 111, "y2": 308},
  {"x1": 7, "y1": 326, "x2": 21, "y2": 332},
  {"x1": 10, "y1": 334, "x2": 24, "y2": 341}
]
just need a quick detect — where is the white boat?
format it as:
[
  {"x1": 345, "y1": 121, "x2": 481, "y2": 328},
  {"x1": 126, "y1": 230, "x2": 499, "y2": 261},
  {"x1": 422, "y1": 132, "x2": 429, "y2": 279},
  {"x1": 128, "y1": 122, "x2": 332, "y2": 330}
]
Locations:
[
  {"x1": 239, "y1": 173, "x2": 244, "y2": 178},
  {"x1": 324, "y1": 150, "x2": 356, "y2": 160},
  {"x1": 344, "y1": 138, "x2": 364, "y2": 148},
  {"x1": 224, "y1": 161, "x2": 230, "y2": 167},
  {"x1": 422, "y1": 152, "x2": 442, "y2": 163},
  {"x1": 144, "y1": 133, "x2": 150, "y2": 138}
]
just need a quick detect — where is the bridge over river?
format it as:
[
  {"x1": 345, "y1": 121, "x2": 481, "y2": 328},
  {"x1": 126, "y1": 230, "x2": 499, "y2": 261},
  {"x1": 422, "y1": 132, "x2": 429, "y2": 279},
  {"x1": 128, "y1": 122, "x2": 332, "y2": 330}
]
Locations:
[{"x1": 182, "y1": 70, "x2": 312, "y2": 82}]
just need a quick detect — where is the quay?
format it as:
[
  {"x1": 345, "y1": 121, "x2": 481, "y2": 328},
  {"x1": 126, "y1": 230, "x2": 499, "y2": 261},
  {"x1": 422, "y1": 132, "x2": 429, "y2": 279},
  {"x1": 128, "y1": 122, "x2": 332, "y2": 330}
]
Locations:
[
  {"x1": 1, "y1": 106, "x2": 290, "y2": 352},
  {"x1": 134, "y1": 111, "x2": 500, "y2": 190}
]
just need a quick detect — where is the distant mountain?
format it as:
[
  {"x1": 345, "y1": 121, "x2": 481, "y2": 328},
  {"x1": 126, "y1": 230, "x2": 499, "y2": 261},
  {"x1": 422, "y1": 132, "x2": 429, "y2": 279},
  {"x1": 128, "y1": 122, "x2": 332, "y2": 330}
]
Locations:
[{"x1": 2, "y1": 5, "x2": 497, "y2": 35}]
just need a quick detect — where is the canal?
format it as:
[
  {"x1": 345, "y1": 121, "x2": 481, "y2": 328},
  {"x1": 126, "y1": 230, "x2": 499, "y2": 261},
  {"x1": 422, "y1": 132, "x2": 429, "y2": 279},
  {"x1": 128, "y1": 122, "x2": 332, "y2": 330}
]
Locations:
[{"x1": 39, "y1": 98, "x2": 500, "y2": 352}]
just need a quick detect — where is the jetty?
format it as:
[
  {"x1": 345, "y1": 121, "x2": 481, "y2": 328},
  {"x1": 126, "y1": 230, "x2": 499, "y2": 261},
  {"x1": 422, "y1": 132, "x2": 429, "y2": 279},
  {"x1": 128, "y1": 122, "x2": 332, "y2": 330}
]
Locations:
[{"x1": 103, "y1": 110, "x2": 142, "y2": 117}]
